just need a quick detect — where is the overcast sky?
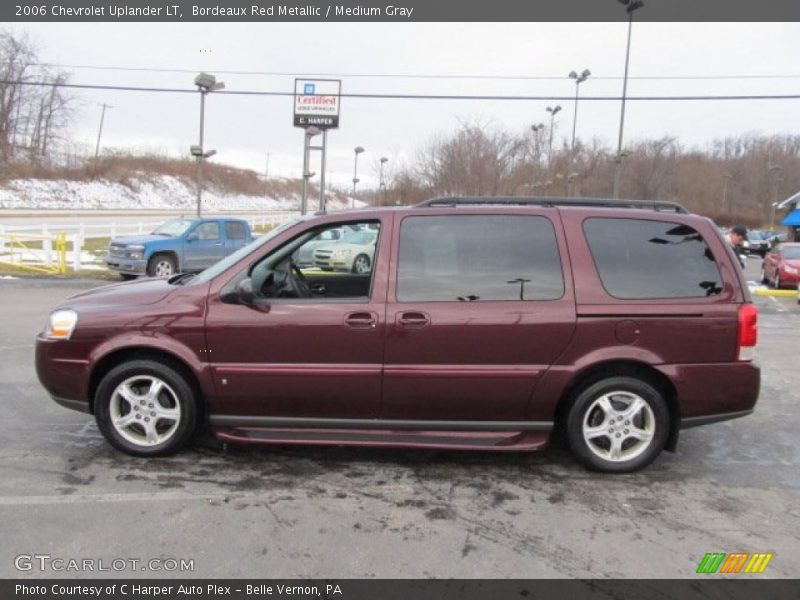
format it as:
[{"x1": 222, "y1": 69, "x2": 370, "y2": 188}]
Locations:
[{"x1": 8, "y1": 22, "x2": 800, "y2": 188}]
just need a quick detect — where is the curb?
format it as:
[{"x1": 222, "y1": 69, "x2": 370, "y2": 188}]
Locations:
[{"x1": 752, "y1": 288, "x2": 798, "y2": 298}]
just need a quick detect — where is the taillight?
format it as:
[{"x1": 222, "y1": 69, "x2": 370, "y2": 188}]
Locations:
[{"x1": 737, "y1": 303, "x2": 758, "y2": 361}]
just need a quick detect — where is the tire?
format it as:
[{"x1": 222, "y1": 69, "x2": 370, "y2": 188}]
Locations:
[
  {"x1": 94, "y1": 360, "x2": 197, "y2": 457},
  {"x1": 120, "y1": 274, "x2": 137, "y2": 281},
  {"x1": 351, "y1": 253, "x2": 371, "y2": 274},
  {"x1": 565, "y1": 376, "x2": 669, "y2": 473},
  {"x1": 147, "y1": 254, "x2": 177, "y2": 278}
]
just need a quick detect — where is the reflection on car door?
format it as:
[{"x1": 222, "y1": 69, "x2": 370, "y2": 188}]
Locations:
[{"x1": 382, "y1": 212, "x2": 576, "y2": 423}]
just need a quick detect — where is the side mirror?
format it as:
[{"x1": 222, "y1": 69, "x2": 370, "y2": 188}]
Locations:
[
  {"x1": 186, "y1": 232, "x2": 199, "y2": 242},
  {"x1": 237, "y1": 278, "x2": 256, "y2": 304}
]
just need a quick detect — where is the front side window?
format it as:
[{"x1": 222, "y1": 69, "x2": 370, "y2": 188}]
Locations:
[
  {"x1": 583, "y1": 218, "x2": 723, "y2": 299},
  {"x1": 194, "y1": 222, "x2": 220, "y2": 240},
  {"x1": 246, "y1": 221, "x2": 381, "y2": 301},
  {"x1": 397, "y1": 215, "x2": 564, "y2": 302}
]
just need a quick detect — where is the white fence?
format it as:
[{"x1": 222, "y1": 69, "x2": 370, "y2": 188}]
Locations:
[{"x1": 0, "y1": 212, "x2": 295, "y2": 272}]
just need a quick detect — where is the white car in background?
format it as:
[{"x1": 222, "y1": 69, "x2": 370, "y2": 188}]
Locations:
[{"x1": 313, "y1": 228, "x2": 378, "y2": 273}]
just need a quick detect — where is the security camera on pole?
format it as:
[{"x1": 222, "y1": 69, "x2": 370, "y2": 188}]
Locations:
[{"x1": 294, "y1": 79, "x2": 341, "y2": 215}]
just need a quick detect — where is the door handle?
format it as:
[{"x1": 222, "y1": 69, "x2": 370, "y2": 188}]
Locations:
[
  {"x1": 344, "y1": 312, "x2": 377, "y2": 330},
  {"x1": 397, "y1": 311, "x2": 430, "y2": 329},
  {"x1": 214, "y1": 242, "x2": 224, "y2": 246}
]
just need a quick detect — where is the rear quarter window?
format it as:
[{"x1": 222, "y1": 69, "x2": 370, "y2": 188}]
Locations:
[{"x1": 583, "y1": 217, "x2": 723, "y2": 299}]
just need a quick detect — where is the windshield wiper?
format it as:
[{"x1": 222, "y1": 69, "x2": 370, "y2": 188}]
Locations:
[{"x1": 167, "y1": 272, "x2": 197, "y2": 285}]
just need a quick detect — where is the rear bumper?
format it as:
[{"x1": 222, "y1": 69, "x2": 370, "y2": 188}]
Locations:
[{"x1": 657, "y1": 361, "x2": 760, "y2": 424}]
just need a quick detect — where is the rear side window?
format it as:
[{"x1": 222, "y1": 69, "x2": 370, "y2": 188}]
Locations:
[
  {"x1": 583, "y1": 218, "x2": 723, "y2": 299},
  {"x1": 226, "y1": 221, "x2": 246, "y2": 240},
  {"x1": 397, "y1": 215, "x2": 564, "y2": 302}
]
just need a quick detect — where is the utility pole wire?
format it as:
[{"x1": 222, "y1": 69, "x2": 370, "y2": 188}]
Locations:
[{"x1": 2, "y1": 79, "x2": 800, "y2": 102}]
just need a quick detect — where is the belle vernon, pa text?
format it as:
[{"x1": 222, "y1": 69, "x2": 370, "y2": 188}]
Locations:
[{"x1": 16, "y1": 584, "x2": 343, "y2": 597}]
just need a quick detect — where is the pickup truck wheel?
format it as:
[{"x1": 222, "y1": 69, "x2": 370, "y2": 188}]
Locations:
[
  {"x1": 94, "y1": 360, "x2": 197, "y2": 457},
  {"x1": 147, "y1": 254, "x2": 176, "y2": 277},
  {"x1": 352, "y1": 254, "x2": 371, "y2": 274},
  {"x1": 565, "y1": 376, "x2": 669, "y2": 473}
]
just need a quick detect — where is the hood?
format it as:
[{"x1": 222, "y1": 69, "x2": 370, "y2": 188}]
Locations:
[
  {"x1": 59, "y1": 277, "x2": 176, "y2": 309},
  {"x1": 110, "y1": 234, "x2": 175, "y2": 246},
  {"x1": 784, "y1": 259, "x2": 800, "y2": 269}
]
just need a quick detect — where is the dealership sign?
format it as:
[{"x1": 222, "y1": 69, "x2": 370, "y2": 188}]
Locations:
[{"x1": 294, "y1": 79, "x2": 341, "y2": 129}]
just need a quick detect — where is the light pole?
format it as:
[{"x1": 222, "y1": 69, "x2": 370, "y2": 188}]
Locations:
[
  {"x1": 92, "y1": 103, "x2": 113, "y2": 179},
  {"x1": 722, "y1": 173, "x2": 733, "y2": 214},
  {"x1": 193, "y1": 72, "x2": 225, "y2": 216},
  {"x1": 352, "y1": 146, "x2": 365, "y2": 209},
  {"x1": 568, "y1": 69, "x2": 590, "y2": 155},
  {"x1": 94, "y1": 103, "x2": 112, "y2": 161},
  {"x1": 545, "y1": 105, "x2": 561, "y2": 194},
  {"x1": 768, "y1": 164, "x2": 783, "y2": 228},
  {"x1": 264, "y1": 152, "x2": 270, "y2": 204},
  {"x1": 379, "y1": 157, "x2": 389, "y2": 201},
  {"x1": 301, "y1": 127, "x2": 321, "y2": 215},
  {"x1": 613, "y1": 0, "x2": 644, "y2": 199}
]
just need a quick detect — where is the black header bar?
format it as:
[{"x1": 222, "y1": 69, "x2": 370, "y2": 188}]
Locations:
[{"x1": 5, "y1": 0, "x2": 800, "y2": 22}]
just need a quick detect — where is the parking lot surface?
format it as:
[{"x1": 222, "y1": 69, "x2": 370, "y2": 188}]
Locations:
[{"x1": 1, "y1": 270, "x2": 798, "y2": 579}]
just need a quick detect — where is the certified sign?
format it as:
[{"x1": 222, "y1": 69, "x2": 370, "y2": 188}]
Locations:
[{"x1": 294, "y1": 79, "x2": 341, "y2": 129}]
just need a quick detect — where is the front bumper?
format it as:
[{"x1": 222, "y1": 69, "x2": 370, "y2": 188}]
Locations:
[
  {"x1": 35, "y1": 336, "x2": 92, "y2": 413},
  {"x1": 104, "y1": 256, "x2": 147, "y2": 275}
]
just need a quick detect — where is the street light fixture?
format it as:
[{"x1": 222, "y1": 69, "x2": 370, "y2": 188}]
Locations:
[
  {"x1": 613, "y1": 0, "x2": 644, "y2": 199},
  {"x1": 568, "y1": 69, "x2": 591, "y2": 155},
  {"x1": 193, "y1": 72, "x2": 225, "y2": 216},
  {"x1": 352, "y1": 146, "x2": 365, "y2": 208}
]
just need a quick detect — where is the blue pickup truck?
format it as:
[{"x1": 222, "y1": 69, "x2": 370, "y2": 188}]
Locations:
[{"x1": 105, "y1": 217, "x2": 253, "y2": 279}]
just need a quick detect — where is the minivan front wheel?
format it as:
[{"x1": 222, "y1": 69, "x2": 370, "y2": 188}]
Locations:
[
  {"x1": 95, "y1": 360, "x2": 197, "y2": 457},
  {"x1": 565, "y1": 376, "x2": 669, "y2": 473}
]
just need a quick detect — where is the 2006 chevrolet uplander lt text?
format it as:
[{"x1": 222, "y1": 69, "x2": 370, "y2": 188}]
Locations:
[{"x1": 36, "y1": 198, "x2": 760, "y2": 472}]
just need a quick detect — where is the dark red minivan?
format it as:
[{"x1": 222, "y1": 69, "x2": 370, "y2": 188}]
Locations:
[{"x1": 36, "y1": 198, "x2": 760, "y2": 472}]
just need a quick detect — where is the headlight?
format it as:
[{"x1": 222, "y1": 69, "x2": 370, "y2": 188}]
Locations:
[
  {"x1": 785, "y1": 266, "x2": 798, "y2": 275},
  {"x1": 44, "y1": 310, "x2": 78, "y2": 340},
  {"x1": 742, "y1": 241, "x2": 750, "y2": 248},
  {"x1": 129, "y1": 251, "x2": 144, "y2": 259}
]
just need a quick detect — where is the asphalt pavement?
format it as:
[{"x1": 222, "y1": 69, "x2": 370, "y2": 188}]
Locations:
[{"x1": 0, "y1": 269, "x2": 798, "y2": 579}]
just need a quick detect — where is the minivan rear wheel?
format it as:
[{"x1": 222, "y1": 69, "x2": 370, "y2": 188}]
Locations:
[
  {"x1": 565, "y1": 376, "x2": 669, "y2": 473},
  {"x1": 94, "y1": 360, "x2": 197, "y2": 457}
]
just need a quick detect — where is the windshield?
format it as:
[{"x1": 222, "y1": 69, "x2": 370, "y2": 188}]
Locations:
[
  {"x1": 152, "y1": 219, "x2": 194, "y2": 237},
  {"x1": 782, "y1": 247, "x2": 800, "y2": 260},
  {"x1": 189, "y1": 217, "x2": 303, "y2": 285},
  {"x1": 341, "y1": 230, "x2": 377, "y2": 245}
]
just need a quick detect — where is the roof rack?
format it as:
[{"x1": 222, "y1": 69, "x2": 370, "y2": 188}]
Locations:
[{"x1": 414, "y1": 196, "x2": 689, "y2": 214}]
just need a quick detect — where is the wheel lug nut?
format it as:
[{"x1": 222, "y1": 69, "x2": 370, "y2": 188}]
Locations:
[
  {"x1": 144, "y1": 417, "x2": 150, "y2": 422},
  {"x1": 140, "y1": 400, "x2": 145, "y2": 405},
  {"x1": 625, "y1": 420, "x2": 630, "y2": 425},
  {"x1": 149, "y1": 403, "x2": 154, "y2": 408},
  {"x1": 624, "y1": 429, "x2": 629, "y2": 434},
  {"x1": 615, "y1": 433, "x2": 621, "y2": 438},
  {"x1": 150, "y1": 411, "x2": 156, "y2": 417},
  {"x1": 136, "y1": 414, "x2": 141, "y2": 419}
]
